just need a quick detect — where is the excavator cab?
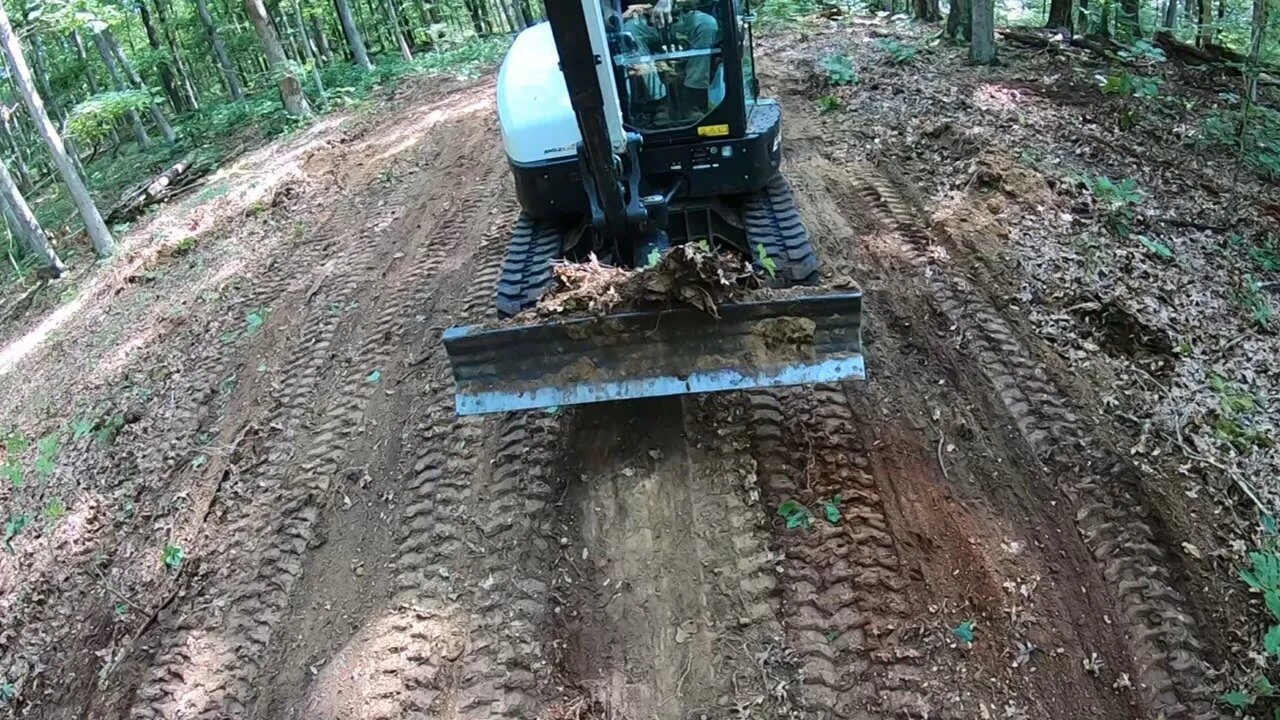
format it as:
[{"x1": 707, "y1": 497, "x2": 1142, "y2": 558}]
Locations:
[{"x1": 442, "y1": 0, "x2": 865, "y2": 415}]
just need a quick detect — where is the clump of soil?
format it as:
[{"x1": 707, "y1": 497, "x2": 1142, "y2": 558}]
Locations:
[{"x1": 536, "y1": 244, "x2": 761, "y2": 317}]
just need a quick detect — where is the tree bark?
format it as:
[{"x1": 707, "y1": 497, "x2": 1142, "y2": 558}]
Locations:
[
  {"x1": 912, "y1": 0, "x2": 942, "y2": 20},
  {"x1": 91, "y1": 31, "x2": 152, "y2": 148},
  {"x1": 71, "y1": 31, "x2": 101, "y2": 94},
  {"x1": 311, "y1": 14, "x2": 333, "y2": 60},
  {"x1": 0, "y1": 5, "x2": 114, "y2": 256},
  {"x1": 1238, "y1": 0, "x2": 1269, "y2": 145},
  {"x1": 28, "y1": 37, "x2": 62, "y2": 123},
  {"x1": 970, "y1": 0, "x2": 997, "y2": 62},
  {"x1": 245, "y1": 0, "x2": 313, "y2": 117},
  {"x1": 1197, "y1": 0, "x2": 1214, "y2": 44},
  {"x1": 0, "y1": 110, "x2": 31, "y2": 194},
  {"x1": 292, "y1": 0, "x2": 327, "y2": 102},
  {"x1": 1162, "y1": 0, "x2": 1178, "y2": 27},
  {"x1": 1047, "y1": 0, "x2": 1074, "y2": 29},
  {"x1": 946, "y1": 0, "x2": 971, "y2": 39},
  {"x1": 333, "y1": 0, "x2": 373, "y2": 70},
  {"x1": 383, "y1": 0, "x2": 413, "y2": 60},
  {"x1": 1119, "y1": 0, "x2": 1142, "y2": 37},
  {"x1": 153, "y1": 0, "x2": 201, "y2": 109},
  {"x1": 195, "y1": 0, "x2": 247, "y2": 100},
  {"x1": 104, "y1": 30, "x2": 177, "y2": 143},
  {"x1": 0, "y1": 160, "x2": 63, "y2": 277},
  {"x1": 138, "y1": 0, "x2": 184, "y2": 111}
]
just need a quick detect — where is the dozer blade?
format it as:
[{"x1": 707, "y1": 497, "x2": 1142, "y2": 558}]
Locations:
[{"x1": 443, "y1": 292, "x2": 863, "y2": 416}]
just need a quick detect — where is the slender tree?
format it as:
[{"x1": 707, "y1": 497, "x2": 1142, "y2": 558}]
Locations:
[
  {"x1": 104, "y1": 29, "x2": 177, "y2": 143},
  {"x1": 137, "y1": 0, "x2": 184, "y2": 111},
  {"x1": 245, "y1": 0, "x2": 313, "y2": 117},
  {"x1": 970, "y1": 0, "x2": 996, "y2": 63},
  {"x1": 1197, "y1": 0, "x2": 1216, "y2": 44},
  {"x1": 383, "y1": 0, "x2": 413, "y2": 59},
  {"x1": 292, "y1": 0, "x2": 327, "y2": 102},
  {"x1": 1119, "y1": 0, "x2": 1143, "y2": 37},
  {"x1": 194, "y1": 0, "x2": 246, "y2": 100},
  {"x1": 91, "y1": 30, "x2": 152, "y2": 147},
  {"x1": 0, "y1": 162, "x2": 63, "y2": 277},
  {"x1": 333, "y1": 0, "x2": 373, "y2": 70},
  {"x1": 310, "y1": 14, "x2": 333, "y2": 60},
  {"x1": 1047, "y1": 0, "x2": 1073, "y2": 29},
  {"x1": 1163, "y1": 0, "x2": 1179, "y2": 27},
  {"x1": 946, "y1": 0, "x2": 971, "y2": 39},
  {"x1": 0, "y1": 4, "x2": 115, "y2": 257}
]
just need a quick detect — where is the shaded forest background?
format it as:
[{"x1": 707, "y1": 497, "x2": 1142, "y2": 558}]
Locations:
[{"x1": 0, "y1": 0, "x2": 1273, "y2": 284}]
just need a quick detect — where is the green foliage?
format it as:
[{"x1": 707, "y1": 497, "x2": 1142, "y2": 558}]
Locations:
[
  {"x1": 1248, "y1": 237, "x2": 1280, "y2": 273},
  {"x1": 1100, "y1": 72, "x2": 1162, "y2": 99},
  {"x1": 1225, "y1": 519, "x2": 1280, "y2": 708},
  {"x1": 366, "y1": 369, "x2": 382, "y2": 384},
  {"x1": 817, "y1": 94, "x2": 844, "y2": 113},
  {"x1": 820, "y1": 53, "x2": 857, "y2": 85},
  {"x1": 757, "y1": 0, "x2": 818, "y2": 25},
  {"x1": 3, "y1": 515, "x2": 30, "y2": 553},
  {"x1": 1209, "y1": 375, "x2": 1272, "y2": 452},
  {"x1": 1202, "y1": 105, "x2": 1280, "y2": 180},
  {"x1": 245, "y1": 308, "x2": 268, "y2": 334},
  {"x1": 822, "y1": 496, "x2": 842, "y2": 524},
  {"x1": 42, "y1": 497, "x2": 66, "y2": 524},
  {"x1": 66, "y1": 90, "x2": 156, "y2": 144},
  {"x1": 951, "y1": 619, "x2": 976, "y2": 643},
  {"x1": 34, "y1": 435, "x2": 59, "y2": 478},
  {"x1": 876, "y1": 39, "x2": 918, "y2": 64},
  {"x1": 1137, "y1": 235, "x2": 1174, "y2": 259},
  {"x1": 162, "y1": 543, "x2": 185, "y2": 570},
  {"x1": 756, "y1": 243, "x2": 777, "y2": 279},
  {"x1": 1086, "y1": 175, "x2": 1143, "y2": 237},
  {"x1": 1118, "y1": 39, "x2": 1167, "y2": 63},
  {"x1": 646, "y1": 247, "x2": 662, "y2": 267},
  {"x1": 776, "y1": 499, "x2": 812, "y2": 529},
  {"x1": 1234, "y1": 276, "x2": 1276, "y2": 332}
]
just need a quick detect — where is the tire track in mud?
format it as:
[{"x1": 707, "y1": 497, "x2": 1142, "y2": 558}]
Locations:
[
  {"x1": 544, "y1": 396, "x2": 790, "y2": 719},
  {"x1": 743, "y1": 386, "x2": 924, "y2": 719},
  {"x1": 846, "y1": 170, "x2": 1216, "y2": 720},
  {"x1": 300, "y1": 186, "x2": 568, "y2": 719},
  {"x1": 128, "y1": 117, "x2": 505, "y2": 719}
]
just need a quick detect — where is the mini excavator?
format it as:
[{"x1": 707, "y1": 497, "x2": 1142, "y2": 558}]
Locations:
[{"x1": 443, "y1": 0, "x2": 864, "y2": 414}]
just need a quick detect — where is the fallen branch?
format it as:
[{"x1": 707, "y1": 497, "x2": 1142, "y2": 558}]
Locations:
[{"x1": 107, "y1": 158, "x2": 208, "y2": 224}]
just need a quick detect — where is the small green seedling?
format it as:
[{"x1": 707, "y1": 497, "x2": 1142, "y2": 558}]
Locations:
[
  {"x1": 162, "y1": 543, "x2": 185, "y2": 570},
  {"x1": 756, "y1": 243, "x2": 777, "y2": 279},
  {"x1": 822, "y1": 496, "x2": 842, "y2": 524},
  {"x1": 776, "y1": 500, "x2": 812, "y2": 530},
  {"x1": 646, "y1": 247, "x2": 662, "y2": 267},
  {"x1": 3, "y1": 515, "x2": 30, "y2": 553},
  {"x1": 817, "y1": 95, "x2": 844, "y2": 114},
  {"x1": 42, "y1": 497, "x2": 66, "y2": 524},
  {"x1": 820, "y1": 53, "x2": 857, "y2": 85},
  {"x1": 366, "y1": 369, "x2": 382, "y2": 384},
  {"x1": 951, "y1": 619, "x2": 976, "y2": 643}
]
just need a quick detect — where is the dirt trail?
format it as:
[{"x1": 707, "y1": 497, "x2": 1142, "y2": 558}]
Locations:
[{"x1": 0, "y1": 37, "x2": 1237, "y2": 720}]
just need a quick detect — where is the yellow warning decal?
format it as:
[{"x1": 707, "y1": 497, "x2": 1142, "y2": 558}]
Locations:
[{"x1": 697, "y1": 124, "x2": 730, "y2": 137}]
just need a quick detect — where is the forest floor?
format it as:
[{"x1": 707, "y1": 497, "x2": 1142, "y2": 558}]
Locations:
[{"x1": 0, "y1": 13, "x2": 1278, "y2": 720}]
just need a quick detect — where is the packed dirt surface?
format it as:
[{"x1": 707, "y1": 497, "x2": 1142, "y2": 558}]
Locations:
[{"x1": 1, "y1": 16, "x2": 1277, "y2": 720}]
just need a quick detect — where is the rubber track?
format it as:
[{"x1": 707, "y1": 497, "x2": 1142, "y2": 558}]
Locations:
[
  {"x1": 494, "y1": 212, "x2": 561, "y2": 317},
  {"x1": 851, "y1": 173, "x2": 1216, "y2": 720},
  {"x1": 744, "y1": 386, "x2": 924, "y2": 718},
  {"x1": 743, "y1": 174, "x2": 820, "y2": 286}
]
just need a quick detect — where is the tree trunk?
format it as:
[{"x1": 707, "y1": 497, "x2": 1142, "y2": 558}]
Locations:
[
  {"x1": 0, "y1": 110, "x2": 31, "y2": 194},
  {"x1": 0, "y1": 161, "x2": 63, "y2": 277},
  {"x1": 195, "y1": 0, "x2": 247, "y2": 100},
  {"x1": 1047, "y1": 0, "x2": 1074, "y2": 28},
  {"x1": 970, "y1": 0, "x2": 996, "y2": 62},
  {"x1": 91, "y1": 31, "x2": 152, "y2": 148},
  {"x1": 1196, "y1": 0, "x2": 1214, "y2": 45},
  {"x1": 311, "y1": 14, "x2": 333, "y2": 60},
  {"x1": 0, "y1": 5, "x2": 114, "y2": 256},
  {"x1": 71, "y1": 31, "x2": 101, "y2": 94},
  {"x1": 104, "y1": 30, "x2": 177, "y2": 143},
  {"x1": 462, "y1": 0, "x2": 486, "y2": 34},
  {"x1": 1238, "y1": 0, "x2": 1269, "y2": 145},
  {"x1": 138, "y1": 1, "x2": 184, "y2": 111},
  {"x1": 154, "y1": 0, "x2": 201, "y2": 109},
  {"x1": 946, "y1": 0, "x2": 971, "y2": 39},
  {"x1": 245, "y1": 0, "x2": 313, "y2": 117},
  {"x1": 1093, "y1": 0, "x2": 1114, "y2": 36},
  {"x1": 383, "y1": 0, "x2": 413, "y2": 60},
  {"x1": 1163, "y1": 0, "x2": 1178, "y2": 27},
  {"x1": 1119, "y1": 0, "x2": 1142, "y2": 37},
  {"x1": 292, "y1": 0, "x2": 328, "y2": 103},
  {"x1": 913, "y1": 0, "x2": 942, "y2": 20},
  {"x1": 28, "y1": 37, "x2": 62, "y2": 123},
  {"x1": 333, "y1": 0, "x2": 373, "y2": 70}
]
